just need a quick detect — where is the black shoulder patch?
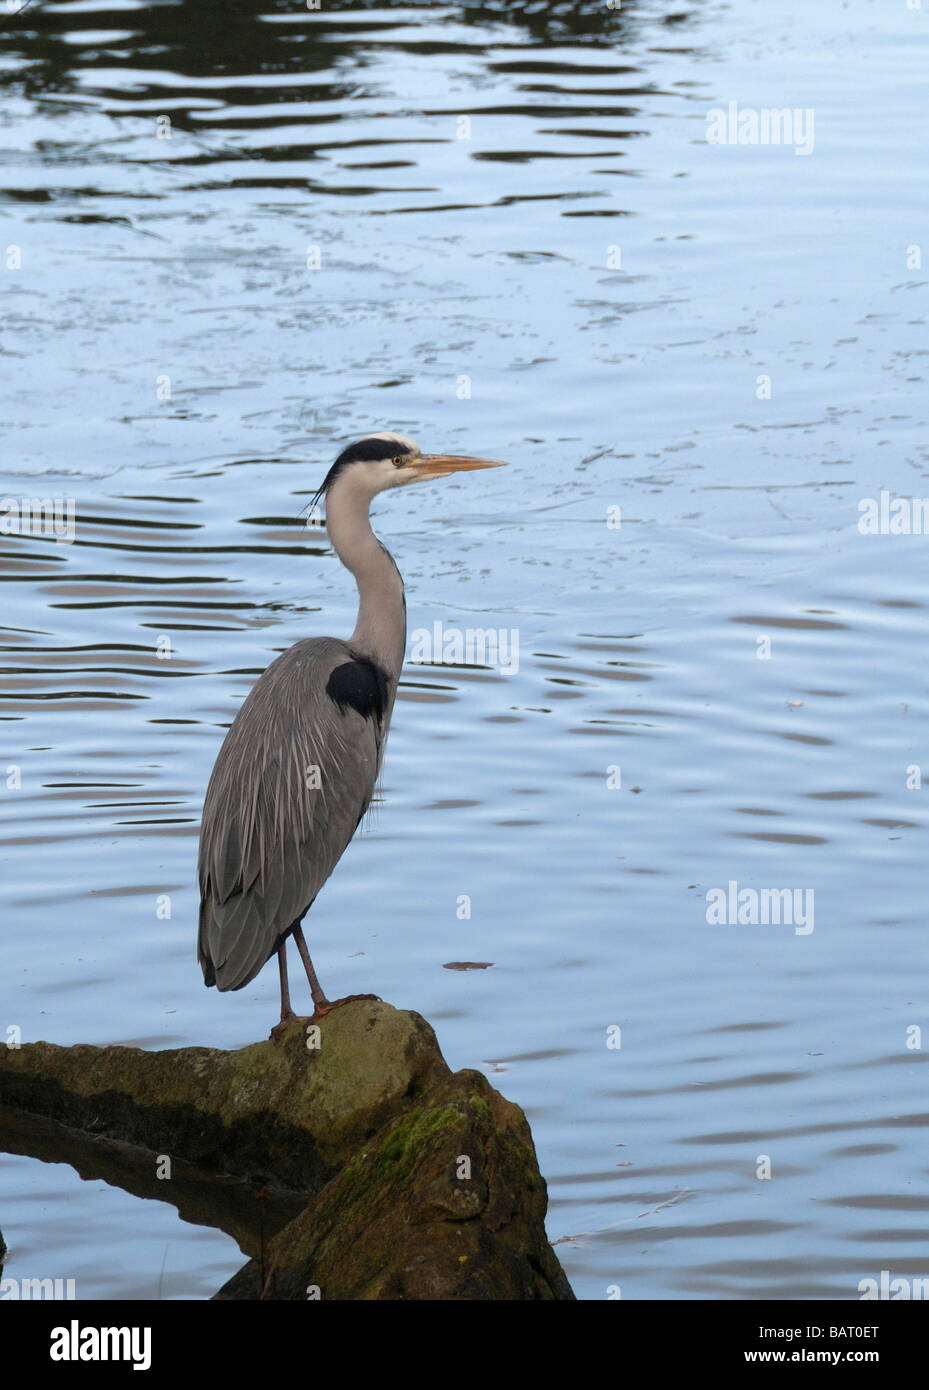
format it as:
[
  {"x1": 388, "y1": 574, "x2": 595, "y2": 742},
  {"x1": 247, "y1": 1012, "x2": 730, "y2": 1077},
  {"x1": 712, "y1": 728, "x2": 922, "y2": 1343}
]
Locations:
[{"x1": 326, "y1": 656, "x2": 390, "y2": 721}]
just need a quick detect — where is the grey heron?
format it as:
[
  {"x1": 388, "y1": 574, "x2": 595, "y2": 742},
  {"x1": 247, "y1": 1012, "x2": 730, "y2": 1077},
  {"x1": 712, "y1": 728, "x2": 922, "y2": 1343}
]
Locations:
[{"x1": 197, "y1": 431, "x2": 507, "y2": 1036}]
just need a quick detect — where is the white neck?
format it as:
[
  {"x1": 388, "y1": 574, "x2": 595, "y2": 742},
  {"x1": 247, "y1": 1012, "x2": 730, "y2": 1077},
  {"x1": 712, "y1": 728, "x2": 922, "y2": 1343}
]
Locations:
[{"x1": 324, "y1": 471, "x2": 406, "y2": 680}]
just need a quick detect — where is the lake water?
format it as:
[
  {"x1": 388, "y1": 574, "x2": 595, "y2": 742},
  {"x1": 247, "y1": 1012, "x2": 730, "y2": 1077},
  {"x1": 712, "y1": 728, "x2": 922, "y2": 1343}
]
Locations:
[{"x1": 1, "y1": 0, "x2": 928, "y2": 1301}]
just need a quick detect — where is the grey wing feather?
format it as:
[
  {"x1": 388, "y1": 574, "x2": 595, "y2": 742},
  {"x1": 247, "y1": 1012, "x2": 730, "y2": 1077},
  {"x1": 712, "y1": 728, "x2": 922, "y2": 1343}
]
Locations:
[{"x1": 197, "y1": 637, "x2": 385, "y2": 991}]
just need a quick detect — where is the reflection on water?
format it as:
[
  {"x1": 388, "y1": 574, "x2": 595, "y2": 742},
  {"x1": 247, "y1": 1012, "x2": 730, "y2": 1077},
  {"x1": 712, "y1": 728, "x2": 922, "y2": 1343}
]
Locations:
[{"x1": 2, "y1": 0, "x2": 928, "y2": 1300}]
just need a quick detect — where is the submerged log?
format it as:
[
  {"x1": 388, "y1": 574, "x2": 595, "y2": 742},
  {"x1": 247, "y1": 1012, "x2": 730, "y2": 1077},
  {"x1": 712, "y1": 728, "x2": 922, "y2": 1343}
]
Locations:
[{"x1": 0, "y1": 1001, "x2": 574, "y2": 1300}]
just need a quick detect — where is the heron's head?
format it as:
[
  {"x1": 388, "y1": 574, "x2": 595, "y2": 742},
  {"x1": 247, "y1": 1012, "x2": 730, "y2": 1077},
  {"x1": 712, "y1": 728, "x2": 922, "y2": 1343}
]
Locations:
[{"x1": 313, "y1": 431, "x2": 507, "y2": 507}]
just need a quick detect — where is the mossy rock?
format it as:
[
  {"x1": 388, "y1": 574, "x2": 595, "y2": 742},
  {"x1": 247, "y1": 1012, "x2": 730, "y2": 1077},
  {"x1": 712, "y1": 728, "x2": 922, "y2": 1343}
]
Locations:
[
  {"x1": 0, "y1": 1002, "x2": 448, "y2": 1192},
  {"x1": 0, "y1": 1003, "x2": 574, "y2": 1300},
  {"x1": 216, "y1": 1069, "x2": 572, "y2": 1300}
]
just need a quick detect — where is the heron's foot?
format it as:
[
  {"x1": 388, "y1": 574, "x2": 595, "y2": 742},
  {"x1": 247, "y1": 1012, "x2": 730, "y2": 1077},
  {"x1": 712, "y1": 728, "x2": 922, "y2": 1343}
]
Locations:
[
  {"x1": 310, "y1": 992, "x2": 381, "y2": 1021},
  {"x1": 270, "y1": 1009, "x2": 301, "y2": 1042}
]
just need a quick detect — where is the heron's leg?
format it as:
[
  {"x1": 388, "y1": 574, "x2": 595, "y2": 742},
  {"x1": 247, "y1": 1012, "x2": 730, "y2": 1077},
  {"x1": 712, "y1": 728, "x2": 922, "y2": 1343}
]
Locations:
[
  {"x1": 278, "y1": 941, "x2": 297, "y2": 1020},
  {"x1": 269, "y1": 941, "x2": 299, "y2": 1040},
  {"x1": 292, "y1": 923, "x2": 333, "y2": 1013}
]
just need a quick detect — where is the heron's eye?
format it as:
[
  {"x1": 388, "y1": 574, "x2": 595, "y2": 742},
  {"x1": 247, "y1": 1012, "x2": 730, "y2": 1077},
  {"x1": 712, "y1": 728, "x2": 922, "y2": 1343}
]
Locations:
[{"x1": 392, "y1": 455, "x2": 406, "y2": 468}]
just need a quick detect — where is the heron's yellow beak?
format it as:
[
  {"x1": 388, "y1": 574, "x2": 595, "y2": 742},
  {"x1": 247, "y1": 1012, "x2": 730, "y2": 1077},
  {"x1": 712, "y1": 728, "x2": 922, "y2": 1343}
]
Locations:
[{"x1": 408, "y1": 453, "x2": 508, "y2": 479}]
